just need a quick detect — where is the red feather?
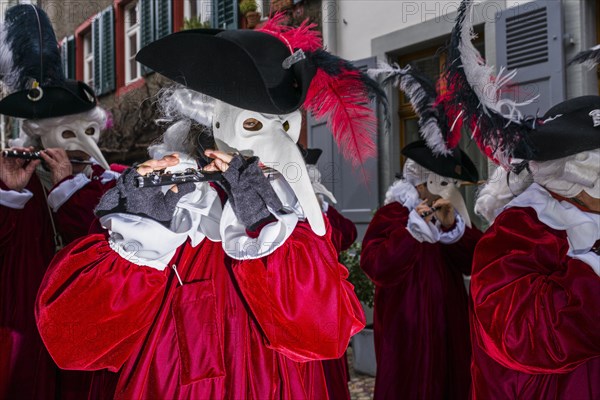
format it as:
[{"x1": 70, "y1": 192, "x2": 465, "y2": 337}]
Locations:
[
  {"x1": 303, "y1": 69, "x2": 377, "y2": 168},
  {"x1": 258, "y1": 13, "x2": 322, "y2": 53}
]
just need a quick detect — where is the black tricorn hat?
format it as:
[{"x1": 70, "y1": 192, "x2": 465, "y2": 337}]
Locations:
[
  {"x1": 136, "y1": 29, "x2": 316, "y2": 115},
  {"x1": 513, "y1": 96, "x2": 600, "y2": 161},
  {"x1": 0, "y1": 5, "x2": 97, "y2": 119},
  {"x1": 297, "y1": 144, "x2": 323, "y2": 165},
  {"x1": 0, "y1": 80, "x2": 97, "y2": 119},
  {"x1": 402, "y1": 140, "x2": 479, "y2": 183}
]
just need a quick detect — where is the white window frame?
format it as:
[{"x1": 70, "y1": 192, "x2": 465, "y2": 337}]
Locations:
[
  {"x1": 184, "y1": 0, "x2": 212, "y2": 25},
  {"x1": 83, "y1": 31, "x2": 94, "y2": 88},
  {"x1": 258, "y1": 0, "x2": 270, "y2": 20},
  {"x1": 124, "y1": 1, "x2": 141, "y2": 84}
]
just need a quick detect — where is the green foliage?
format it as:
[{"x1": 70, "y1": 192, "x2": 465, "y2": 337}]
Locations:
[
  {"x1": 182, "y1": 16, "x2": 211, "y2": 30},
  {"x1": 340, "y1": 242, "x2": 375, "y2": 309},
  {"x1": 239, "y1": 0, "x2": 258, "y2": 15}
]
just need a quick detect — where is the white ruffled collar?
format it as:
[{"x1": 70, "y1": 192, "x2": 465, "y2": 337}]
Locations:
[{"x1": 505, "y1": 184, "x2": 600, "y2": 275}]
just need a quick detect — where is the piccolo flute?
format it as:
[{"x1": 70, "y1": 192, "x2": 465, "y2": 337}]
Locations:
[
  {"x1": 135, "y1": 168, "x2": 223, "y2": 188},
  {"x1": 420, "y1": 206, "x2": 440, "y2": 218},
  {"x1": 2, "y1": 149, "x2": 94, "y2": 165}
]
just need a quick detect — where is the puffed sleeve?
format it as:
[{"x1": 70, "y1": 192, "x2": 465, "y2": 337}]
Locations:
[
  {"x1": 471, "y1": 207, "x2": 600, "y2": 374},
  {"x1": 35, "y1": 234, "x2": 168, "y2": 372},
  {"x1": 230, "y1": 221, "x2": 365, "y2": 362},
  {"x1": 325, "y1": 205, "x2": 357, "y2": 253},
  {"x1": 51, "y1": 176, "x2": 117, "y2": 244},
  {"x1": 360, "y1": 202, "x2": 421, "y2": 287}
]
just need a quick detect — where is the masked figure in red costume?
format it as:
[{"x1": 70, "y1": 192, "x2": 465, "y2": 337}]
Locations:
[
  {"x1": 471, "y1": 98, "x2": 600, "y2": 398},
  {"x1": 443, "y1": 2, "x2": 600, "y2": 398},
  {"x1": 360, "y1": 140, "x2": 481, "y2": 399},
  {"x1": 0, "y1": 5, "x2": 119, "y2": 399},
  {"x1": 365, "y1": 56, "x2": 485, "y2": 398},
  {"x1": 35, "y1": 15, "x2": 388, "y2": 399}
]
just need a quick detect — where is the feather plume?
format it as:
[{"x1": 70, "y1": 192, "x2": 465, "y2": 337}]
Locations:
[
  {"x1": 260, "y1": 15, "x2": 387, "y2": 168},
  {"x1": 258, "y1": 13, "x2": 322, "y2": 53},
  {"x1": 304, "y1": 69, "x2": 377, "y2": 168},
  {"x1": 568, "y1": 44, "x2": 600, "y2": 69},
  {"x1": 0, "y1": 4, "x2": 64, "y2": 93},
  {"x1": 370, "y1": 62, "x2": 455, "y2": 155},
  {"x1": 445, "y1": 0, "x2": 536, "y2": 164}
]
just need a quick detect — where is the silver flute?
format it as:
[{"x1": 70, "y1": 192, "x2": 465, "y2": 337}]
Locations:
[
  {"x1": 2, "y1": 149, "x2": 94, "y2": 165},
  {"x1": 420, "y1": 206, "x2": 440, "y2": 218},
  {"x1": 135, "y1": 168, "x2": 223, "y2": 188}
]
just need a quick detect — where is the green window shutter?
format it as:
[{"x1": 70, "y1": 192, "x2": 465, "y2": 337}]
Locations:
[
  {"x1": 140, "y1": 0, "x2": 155, "y2": 47},
  {"x1": 60, "y1": 37, "x2": 69, "y2": 77},
  {"x1": 155, "y1": 0, "x2": 172, "y2": 40},
  {"x1": 212, "y1": 0, "x2": 238, "y2": 30},
  {"x1": 100, "y1": 6, "x2": 115, "y2": 94},
  {"x1": 92, "y1": 15, "x2": 102, "y2": 94},
  {"x1": 67, "y1": 35, "x2": 76, "y2": 80},
  {"x1": 140, "y1": 0, "x2": 155, "y2": 75}
]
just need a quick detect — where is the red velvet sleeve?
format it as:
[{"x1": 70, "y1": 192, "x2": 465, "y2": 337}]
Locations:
[
  {"x1": 326, "y1": 205, "x2": 358, "y2": 253},
  {"x1": 441, "y1": 225, "x2": 483, "y2": 276},
  {"x1": 360, "y1": 202, "x2": 421, "y2": 287},
  {"x1": 231, "y1": 221, "x2": 365, "y2": 362},
  {"x1": 53, "y1": 179, "x2": 116, "y2": 244},
  {"x1": 471, "y1": 207, "x2": 600, "y2": 374},
  {"x1": 0, "y1": 179, "x2": 41, "y2": 246},
  {"x1": 35, "y1": 234, "x2": 168, "y2": 372}
]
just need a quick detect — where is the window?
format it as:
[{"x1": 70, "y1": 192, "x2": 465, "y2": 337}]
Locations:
[
  {"x1": 60, "y1": 36, "x2": 76, "y2": 80},
  {"x1": 125, "y1": 1, "x2": 141, "y2": 84},
  {"x1": 212, "y1": 0, "x2": 238, "y2": 29},
  {"x1": 184, "y1": 0, "x2": 212, "y2": 23},
  {"x1": 83, "y1": 32, "x2": 94, "y2": 88}
]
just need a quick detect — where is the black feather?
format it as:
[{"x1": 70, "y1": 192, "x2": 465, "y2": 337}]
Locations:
[
  {"x1": 1, "y1": 4, "x2": 64, "y2": 92},
  {"x1": 444, "y1": 0, "x2": 534, "y2": 161},
  {"x1": 568, "y1": 45, "x2": 600, "y2": 67}
]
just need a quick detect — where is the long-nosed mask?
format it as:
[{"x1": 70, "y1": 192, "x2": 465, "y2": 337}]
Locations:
[
  {"x1": 24, "y1": 110, "x2": 110, "y2": 171},
  {"x1": 426, "y1": 172, "x2": 472, "y2": 228},
  {"x1": 213, "y1": 100, "x2": 326, "y2": 236}
]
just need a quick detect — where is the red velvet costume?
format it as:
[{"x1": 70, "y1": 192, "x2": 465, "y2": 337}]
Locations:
[
  {"x1": 361, "y1": 201, "x2": 482, "y2": 399},
  {"x1": 0, "y1": 167, "x2": 117, "y2": 399},
  {"x1": 470, "y1": 206, "x2": 600, "y2": 399},
  {"x1": 36, "y1": 209, "x2": 365, "y2": 399},
  {"x1": 322, "y1": 204, "x2": 358, "y2": 400}
]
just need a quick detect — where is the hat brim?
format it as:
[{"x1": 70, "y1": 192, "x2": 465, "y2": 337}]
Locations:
[
  {"x1": 0, "y1": 80, "x2": 96, "y2": 119},
  {"x1": 402, "y1": 140, "x2": 479, "y2": 183},
  {"x1": 135, "y1": 29, "x2": 315, "y2": 115},
  {"x1": 513, "y1": 96, "x2": 600, "y2": 161}
]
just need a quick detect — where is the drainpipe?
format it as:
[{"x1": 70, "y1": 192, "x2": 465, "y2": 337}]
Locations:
[{"x1": 322, "y1": 0, "x2": 338, "y2": 55}]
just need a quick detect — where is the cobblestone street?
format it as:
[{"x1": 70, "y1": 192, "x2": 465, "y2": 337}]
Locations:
[{"x1": 347, "y1": 348, "x2": 375, "y2": 400}]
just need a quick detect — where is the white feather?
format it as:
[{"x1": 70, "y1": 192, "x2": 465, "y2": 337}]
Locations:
[{"x1": 459, "y1": 1, "x2": 536, "y2": 125}]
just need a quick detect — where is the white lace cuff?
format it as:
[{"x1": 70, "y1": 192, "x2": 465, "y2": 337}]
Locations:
[
  {"x1": 47, "y1": 174, "x2": 90, "y2": 212},
  {"x1": 407, "y1": 209, "x2": 440, "y2": 243},
  {"x1": 438, "y1": 213, "x2": 466, "y2": 244},
  {"x1": 0, "y1": 188, "x2": 34, "y2": 209}
]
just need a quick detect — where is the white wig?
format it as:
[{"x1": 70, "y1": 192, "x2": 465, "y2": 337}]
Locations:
[
  {"x1": 402, "y1": 158, "x2": 431, "y2": 187},
  {"x1": 475, "y1": 149, "x2": 600, "y2": 224}
]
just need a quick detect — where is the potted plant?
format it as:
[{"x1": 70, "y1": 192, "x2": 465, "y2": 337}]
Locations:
[
  {"x1": 240, "y1": 0, "x2": 261, "y2": 29},
  {"x1": 340, "y1": 242, "x2": 377, "y2": 377},
  {"x1": 271, "y1": 0, "x2": 293, "y2": 13},
  {"x1": 182, "y1": 16, "x2": 211, "y2": 30}
]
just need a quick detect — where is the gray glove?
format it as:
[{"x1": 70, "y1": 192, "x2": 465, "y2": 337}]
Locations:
[
  {"x1": 95, "y1": 168, "x2": 195, "y2": 225},
  {"x1": 222, "y1": 155, "x2": 284, "y2": 231}
]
